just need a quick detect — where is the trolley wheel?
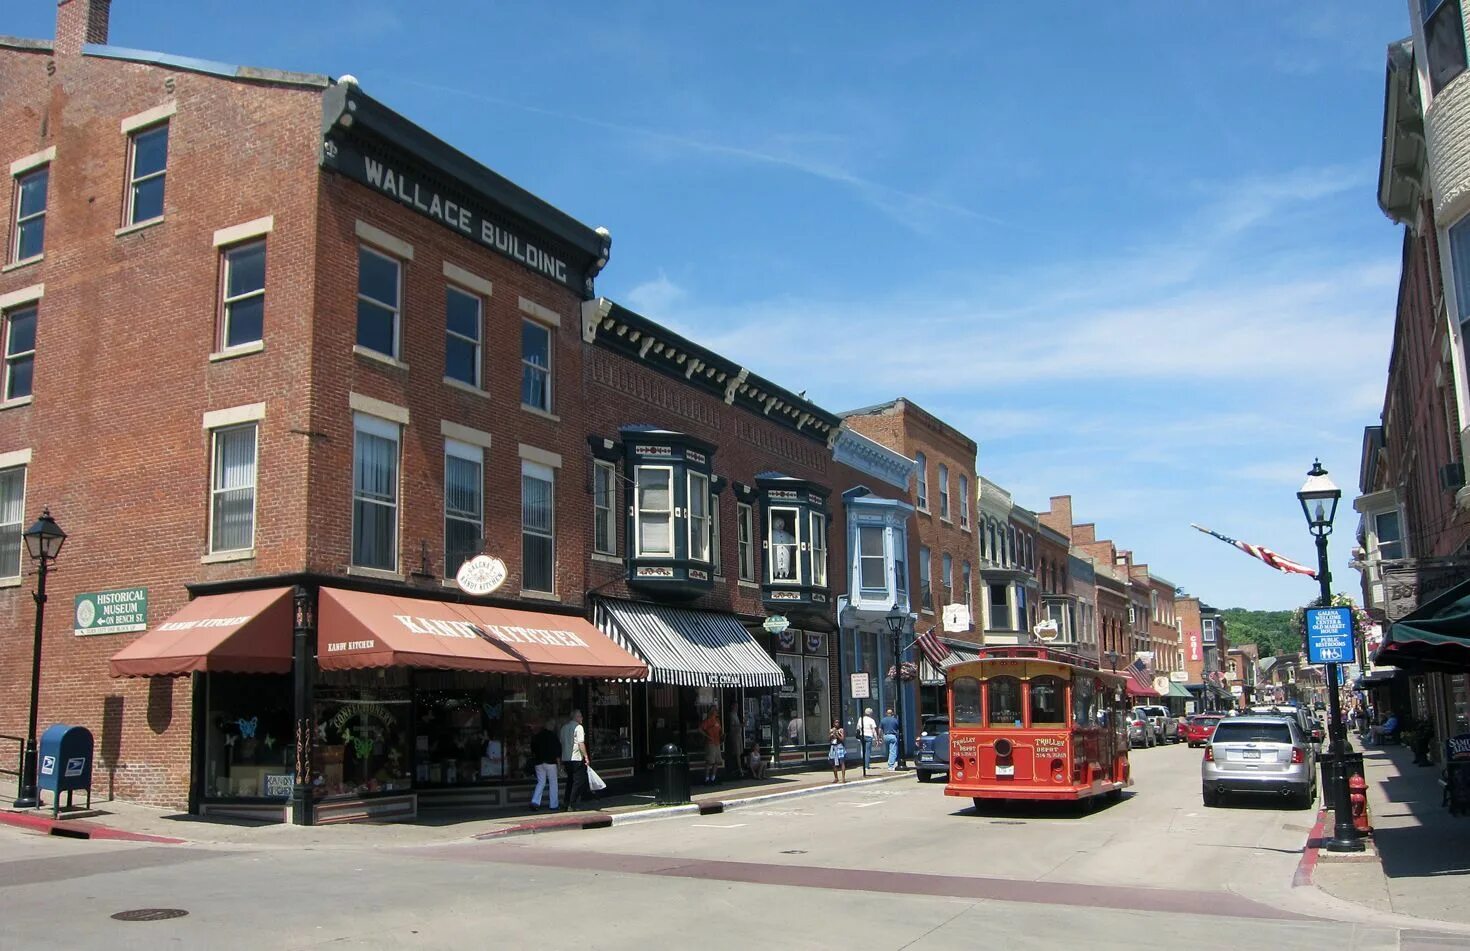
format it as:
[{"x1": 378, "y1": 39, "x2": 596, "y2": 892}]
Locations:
[
  {"x1": 972, "y1": 798, "x2": 985, "y2": 811},
  {"x1": 1107, "y1": 787, "x2": 1124, "y2": 803}
]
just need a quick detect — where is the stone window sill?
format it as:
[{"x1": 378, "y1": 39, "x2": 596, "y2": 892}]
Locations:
[
  {"x1": 116, "y1": 217, "x2": 165, "y2": 238},
  {"x1": 520, "y1": 403, "x2": 560, "y2": 423},
  {"x1": 0, "y1": 396, "x2": 33, "y2": 411},
  {"x1": 591, "y1": 552, "x2": 623, "y2": 565},
  {"x1": 444, "y1": 376, "x2": 489, "y2": 398},
  {"x1": 1, "y1": 255, "x2": 41, "y2": 273},
  {"x1": 353, "y1": 345, "x2": 409, "y2": 371},
  {"x1": 210, "y1": 341, "x2": 264, "y2": 362},
  {"x1": 347, "y1": 565, "x2": 404, "y2": 582},
  {"x1": 201, "y1": 549, "x2": 255, "y2": 564},
  {"x1": 519, "y1": 589, "x2": 560, "y2": 602}
]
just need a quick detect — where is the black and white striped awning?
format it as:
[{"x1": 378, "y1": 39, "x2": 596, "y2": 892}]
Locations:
[
  {"x1": 594, "y1": 598, "x2": 786, "y2": 688},
  {"x1": 939, "y1": 639, "x2": 982, "y2": 669}
]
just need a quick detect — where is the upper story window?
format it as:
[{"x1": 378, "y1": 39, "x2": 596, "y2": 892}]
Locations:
[
  {"x1": 220, "y1": 241, "x2": 265, "y2": 350},
  {"x1": 895, "y1": 529, "x2": 907, "y2": 598},
  {"x1": 10, "y1": 166, "x2": 47, "y2": 264},
  {"x1": 958, "y1": 475, "x2": 970, "y2": 529},
  {"x1": 126, "y1": 123, "x2": 169, "y2": 226},
  {"x1": 521, "y1": 319, "x2": 552, "y2": 412},
  {"x1": 938, "y1": 464, "x2": 950, "y2": 519},
  {"x1": 521, "y1": 459, "x2": 556, "y2": 593},
  {"x1": 0, "y1": 465, "x2": 26, "y2": 580},
  {"x1": 858, "y1": 525, "x2": 886, "y2": 594},
  {"x1": 810, "y1": 512, "x2": 827, "y2": 587},
  {"x1": 768, "y1": 505, "x2": 802, "y2": 583},
  {"x1": 688, "y1": 471, "x2": 711, "y2": 563},
  {"x1": 623, "y1": 432, "x2": 719, "y2": 596},
  {"x1": 3, "y1": 302, "x2": 36, "y2": 402},
  {"x1": 444, "y1": 439, "x2": 484, "y2": 577},
  {"x1": 357, "y1": 246, "x2": 401, "y2": 359},
  {"x1": 635, "y1": 466, "x2": 674, "y2": 556},
  {"x1": 962, "y1": 561, "x2": 972, "y2": 609},
  {"x1": 988, "y1": 582, "x2": 1011, "y2": 629},
  {"x1": 737, "y1": 501, "x2": 755, "y2": 581},
  {"x1": 352, "y1": 412, "x2": 400, "y2": 571},
  {"x1": 593, "y1": 460, "x2": 617, "y2": 556},
  {"x1": 1374, "y1": 510, "x2": 1404, "y2": 560},
  {"x1": 445, "y1": 285, "x2": 483, "y2": 388},
  {"x1": 1424, "y1": 0, "x2": 1468, "y2": 94},
  {"x1": 1202, "y1": 617, "x2": 1216, "y2": 644},
  {"x1": 710, "y1": 495, "x2": 722, "y2": 575},
  {"x1": 919, "y1": 546, "x2": 932, "y2": 611},
  {"x1": 209, "y1": 423, "x2": 257, "y2": 554},
  {"x1": 915, "y1": 452, "x2": 928, "y2": 511},
  {"x1": 941, "y1": 552, "x2": 953, "y2": 604}
]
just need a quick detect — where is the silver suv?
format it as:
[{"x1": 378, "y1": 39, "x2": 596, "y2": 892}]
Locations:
[{"x1": 1202, "y1": 715, "x2": 1317, "y2": 809}]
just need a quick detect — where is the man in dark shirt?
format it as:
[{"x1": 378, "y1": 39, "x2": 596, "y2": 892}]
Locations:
[
  {"x1": 528, "y1": 721, "x2": 561, "y2": 811},
  {"x1": 881, "y1": 708, "x2": 901, "y2": 770}
]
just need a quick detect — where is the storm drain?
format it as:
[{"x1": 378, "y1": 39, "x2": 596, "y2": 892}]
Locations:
[
  {"x1": 111, "y1": 909, "x2": 189, "y2": 922},
  {"x1": 780, "y1": 849, "x2": 807, "y2": 854},
  {"x1": 990, "y1": 820, "x2": 1026, "y2": 825}
]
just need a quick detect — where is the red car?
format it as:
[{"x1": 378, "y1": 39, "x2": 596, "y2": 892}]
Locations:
[{"x1": 1183, "y1": 714, "x2": 1224, "y2": 748}]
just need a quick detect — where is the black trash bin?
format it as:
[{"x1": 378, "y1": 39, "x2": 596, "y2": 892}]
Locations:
[
  {"x1": 654, "y1": 743, "x2": 691, "y2": 805},
  {"x1": 1319, "y1": 751, "x2": 1365, "y2": 811}
]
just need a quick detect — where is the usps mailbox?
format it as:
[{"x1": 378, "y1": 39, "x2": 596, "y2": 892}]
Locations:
[{"x1": 38, "y1": 724, "x2": 93, "y2": 817}]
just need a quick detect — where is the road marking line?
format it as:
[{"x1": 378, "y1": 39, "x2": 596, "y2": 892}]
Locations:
[{"x1": 690, "y1": 823, "x2": 747, "y2": 828}]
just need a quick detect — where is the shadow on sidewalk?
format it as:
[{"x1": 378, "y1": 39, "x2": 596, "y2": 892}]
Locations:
[{"x1": 1359, "y1": 742, "x2": 1470, "y2": 880}]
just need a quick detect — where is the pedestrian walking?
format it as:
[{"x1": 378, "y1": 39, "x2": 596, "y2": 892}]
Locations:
[
  {"x1": 858, "y1": 707, "x2": 879, "y2": 770},
  {"x1": 828, "y1": 719, "x2": 847, "y2": 783},
  {"x1": 700, "y1": 708, "x2": 724, "y2": 784},
  {"x1": 559, "y1": 709, "x2": 590, "y2": 811},
  {"x1": 881, "y1": 707, "x2": 901, "y2": 770},
  {"x1": 527, "y1": 719, "x2": 560, "y2": 811}
]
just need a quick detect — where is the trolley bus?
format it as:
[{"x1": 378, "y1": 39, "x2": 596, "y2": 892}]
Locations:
[{"x1": 943, "y1": 646, "x2": 1132, "y2": 808}]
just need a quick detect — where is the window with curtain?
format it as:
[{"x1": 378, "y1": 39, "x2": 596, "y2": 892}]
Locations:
[
  {"x1": 919, "y1": 546, "x2": 932, "y2": 611},
  {"x1": 0, "y1": 466, "x2": 25, "y2": 579},
  {"x1": 210, "y1": 423, "x2": 257, "y2": 553},
  {"x1": 593, "y1": 461, "x2": 616, "y2": 555},
  {"x1": 352, "y1": 413, "x2": 399, "y2": 571},
  {"x1": 810, "y1": 512, "x2": 827, "y2": 587},
  {"x1": 941, "y1": 552, "x2": 953, "y2": 605},
  {"x1": 444, "y1": 439, "x2": 483, "y2": 577},
  {"x1": 737, "y1": 502, "x2": 755, "y2": 581},
  {"x1": 688, "y1": 471, "x2": 710, "y2": 562},
  {"x1": 938, "y1": 463, "x2": 950, "y2": 519},
  {"x1": 521, "y1": 319, "x2": 551, "y2": 411},
  {"x1": 710, "y1": 495, "x2": 721, "y2": 574},
  {"x1": 521, "y1": 461, "x2": 555, "y2": 592},
  {"x1": 636, "y1": 466, "x2": 673, "y2": 556},
  {"x1": 915, "y1": 452, "x2": 928, "y2": 510},
  {"x1": 959, "y1": 474, "x2": 970, "y2": 529}
]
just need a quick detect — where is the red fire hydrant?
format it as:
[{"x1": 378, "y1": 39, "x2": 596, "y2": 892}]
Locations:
[{"x1": 1348, "y1": 774, "x2": 1371, "y2": 834}]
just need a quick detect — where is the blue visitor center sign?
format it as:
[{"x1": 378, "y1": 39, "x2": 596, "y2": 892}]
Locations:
[{"x1": 1306, "y1": 606, "x2": 1356, "y2": 665}]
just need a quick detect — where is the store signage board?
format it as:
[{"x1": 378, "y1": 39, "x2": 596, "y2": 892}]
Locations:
[
  {"x1": 74, "y1": 587, "x2": 148, "y2": 636},
  {"x1": 762, "y1": 615, "x2": 791, "y2": 635},
  {"x1": 942, "y1": 603, "x2": 971, "y2": 633},
  {"x1": 1306, "y1": 606, "x2": 1355, "y2": 665},
  {"x1": 850, "y1": 672, "x2": 871, "y2": 700},
  {"x1": 1169, "y1": 670, "x2": 1189, "y2": 683},
  {"x1": 456, "y1": 555, "x2": 508, "y2": 596}
]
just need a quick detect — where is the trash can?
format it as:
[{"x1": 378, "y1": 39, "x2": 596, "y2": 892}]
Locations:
[
  {"x1": 654, "y1": 743, "x2": 691, "y2": 805},
  {"x1": 1319, "y1": 751, "x2": 1365, "y2": 811}
]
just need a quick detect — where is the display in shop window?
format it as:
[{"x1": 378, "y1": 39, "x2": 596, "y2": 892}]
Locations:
[{"x1": 769, "y1": 509, "x2": 798, "y2": 581}]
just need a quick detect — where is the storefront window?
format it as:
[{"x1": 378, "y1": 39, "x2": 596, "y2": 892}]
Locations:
[
  {"x1": 1453, "y1": 674, "x2": 1469, "y2": 734},
  {"x1": 587, "y1": 681, "x2": 633, "y2": 761},
  {"x1": 777, "y1": 653, "x2": 804, "y2": 746},
  {"x1": 988, "y1": 676, "x2": 1022, "y2": 728},
  {"x1": 313, "y1": 669, "x2": 413, "y2": 799},
  {"x1": 953, "y1": 677, "x2": 981, "y2": 724},
  {"x1": 1030, "y1": 676, "x2": 1066, "y2": 726},
  {"x1": 414, "y1": 675, "x2": 492, "y2": 785},
  {"x1": 803, "y1": 655, "x2": 830, "y2": 746},
  {"x1": 203, "y1": 672, "x2": 292, "y2": 799}
]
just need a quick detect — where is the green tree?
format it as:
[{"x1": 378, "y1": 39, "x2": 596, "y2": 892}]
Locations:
[{"x1": 1220, "y1": 608, "x2": 1298, "y2": 658}]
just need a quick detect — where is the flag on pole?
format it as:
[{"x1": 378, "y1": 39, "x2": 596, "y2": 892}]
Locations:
[
  {"x1": 915, "y1": 628, "x2": 951, "y2": 667},
  {"x1": 1189, "y1": 523, "x2": 1317, "y2": 579}
]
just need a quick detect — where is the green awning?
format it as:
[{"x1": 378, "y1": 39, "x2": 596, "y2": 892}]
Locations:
[
  {"x1": 1379, "y1": 577, "x2": 1470, "y2": 672},
  {"x1": 1165, "y1": 680, "x2": 1193, "y2": 699}
]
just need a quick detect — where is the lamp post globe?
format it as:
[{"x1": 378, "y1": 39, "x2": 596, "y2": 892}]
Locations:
[
  {"x1": 1296, "y1": 460, "x2": 1362, "y2": 853},
  {"x1": 13, "y1": 508, "x2": 66, "y2": 810}
]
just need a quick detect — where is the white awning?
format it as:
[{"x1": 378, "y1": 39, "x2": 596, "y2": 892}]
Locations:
[{"x1": 594, "y1": 598, "x2": 786, "y2": 688}]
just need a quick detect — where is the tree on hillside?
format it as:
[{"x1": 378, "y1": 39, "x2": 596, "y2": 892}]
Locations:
[{"x1": 1220, "y1": 608, "x2": 1299, "y2": 658}]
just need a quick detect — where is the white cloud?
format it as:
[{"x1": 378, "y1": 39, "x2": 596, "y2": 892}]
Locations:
[{"x1": 624, "y1": 272, "x2": 688, "y2": 319}]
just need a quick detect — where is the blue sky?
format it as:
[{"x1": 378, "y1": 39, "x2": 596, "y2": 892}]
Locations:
[{"x1": 6, "y1": 2, "x2": 1411, "y2": 610}]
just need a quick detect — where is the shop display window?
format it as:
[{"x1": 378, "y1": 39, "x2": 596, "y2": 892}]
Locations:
[
  {"x1": 312, "y1": 669, "x2": 413, "y2": 799},
  {"x1": 414, "y1": 672, "x2": 495, "y2": 786},
  {"x1": 587, "y1": 681, "x2": 633, "y2": 761},
  {"x1": 203, "y1": 672, "x2": 292, "y2": 799},
  {"x1": 776, "y1": 653, "x2": 805, "y2": 747}
]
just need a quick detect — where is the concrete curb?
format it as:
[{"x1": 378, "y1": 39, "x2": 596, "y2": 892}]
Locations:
[
  {"x1": 1292, "y1": 809, "x2": 1327, "y2": 887},
  {"x1": 0, "y1": 809, "x2": 185, "y2": 844}
]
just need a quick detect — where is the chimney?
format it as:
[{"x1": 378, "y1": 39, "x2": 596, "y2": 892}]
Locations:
[{"x1": 55, "y1": 0, "x2": 111, "y2": 56}]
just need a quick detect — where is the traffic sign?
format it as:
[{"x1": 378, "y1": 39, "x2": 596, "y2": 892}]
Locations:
[
  {"x1": 1305, "y1": 606, "x2": 1355, "y2": 665},
  {"x1": 850, "y1": 672, "x2": 871, "y2": 700}
]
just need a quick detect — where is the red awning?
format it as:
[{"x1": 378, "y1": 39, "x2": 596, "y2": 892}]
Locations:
[
  {"x1": 317, "y1": 588, "x2": 647, "y2": 679},
  {"x1": 109, "y1": 587, "x2": 295, "y2": 677},
  {"x1": 1125, "y1": 667, "x2": 1161, "y2": 698}
]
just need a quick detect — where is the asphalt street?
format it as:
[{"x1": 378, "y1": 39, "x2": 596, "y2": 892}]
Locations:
[{"x1": 0, "y1": 742, "x2": 1460, "y2": 950}]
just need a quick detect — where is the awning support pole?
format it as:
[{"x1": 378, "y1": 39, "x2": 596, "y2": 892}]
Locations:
[{"x1": 291, "y1": 585, "x2": 316, "y2": 827}]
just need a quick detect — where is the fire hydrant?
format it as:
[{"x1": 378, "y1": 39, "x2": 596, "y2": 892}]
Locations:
[{"x1": 1348, "y1": 773, "x2": 1371, "y2": 834}]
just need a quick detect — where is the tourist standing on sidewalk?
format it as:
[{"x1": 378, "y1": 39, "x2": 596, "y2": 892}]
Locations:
[
  {"x1": 828, "y1": 719, "x2": 847, "y2": 783},
  {"x1": 559, "y1": 710, "x2": 589, "y2": 811},
  {"x1": 701, "y1": 709, "x2": 724, "y2": 784},
  {"x1": 528, "y1": 720, "x2": 560, "y2": 811},
  {"x1": 881, "y1": 707, "x2": 901, "y2": 770},
  {"x1": 726, "y1": 705, "x2": 744, "y2": 779},
  {"x1": 859, "y1": 707, "x2": 879, "y2": 770}
]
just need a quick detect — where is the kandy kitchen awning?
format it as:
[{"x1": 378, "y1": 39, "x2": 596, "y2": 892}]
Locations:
[{"x1": 109, "y1": 587, "x2": 295, "y2": 677}]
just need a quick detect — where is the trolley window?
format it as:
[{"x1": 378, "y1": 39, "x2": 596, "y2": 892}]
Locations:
[
  {"x1": 987, "y1": 676, "x2": 1022, "y2": 728},
  {"x1": 953, "y1": 677, "x2": 981, "y2": 725},
  {"x1": 1071, "y1": 676, "x2": 1096, "y2": 728},
  {"x1": 1029, "y1": 676, "x2": 1066, "y2": 726}
]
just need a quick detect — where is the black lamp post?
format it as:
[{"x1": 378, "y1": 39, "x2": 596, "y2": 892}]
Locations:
[
  {"x1": 12, "y1": 508, "x2": 66, "y2": 809},
  {"x1": 1104, "y1": 650, "x2": 1121, "y2": 672},
  {"x1": 885, "y1": 605, "x2": 908, "y2": 770},
  {"x1": 1298, "y1": 460, "x2": 1363, "y2": 853}
]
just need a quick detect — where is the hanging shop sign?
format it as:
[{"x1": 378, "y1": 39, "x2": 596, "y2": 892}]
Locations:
[
  {"x1": 762, "y1": 615, "x2": 791, "y2": 635},
  {"x1": 74, "y1": 587, "x2": 148, "y2": 636},
  {"x1": 943, "y1": 603, "x2": 972, "y2": 633},
  {"x1": 1305, "y1": 606, "x2": 1355, "y2": 665},
  {"x1": 456, "y1": 555, "x2": 508, "y2": 596}
]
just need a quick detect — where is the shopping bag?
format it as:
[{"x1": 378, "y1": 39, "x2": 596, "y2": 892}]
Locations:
[{"x1": 586, "y1": 764, "x2": 607, "y2": 792}]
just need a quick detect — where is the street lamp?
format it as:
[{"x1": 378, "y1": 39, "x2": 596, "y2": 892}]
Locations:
[
  {"x1": 12, "y1": 508, "x2": 66, "y2": 809},
  {"x1": 884, "y1": 604, "x2": 908, "y2": 770},
  {"x1": 1297, "y1": 460, "x2": 1363, "y2": 853},
  {"x1": 1104, "y1": 650, "x2": 1121, "y2": 672}
]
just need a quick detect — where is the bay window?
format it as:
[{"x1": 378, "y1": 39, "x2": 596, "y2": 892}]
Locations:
[
  {"x1": 636, "y1": 466, "x2": 674, "y2": 556},
  {"x1": 688, "y1": 471, "x2": 710, "y2": 562}
]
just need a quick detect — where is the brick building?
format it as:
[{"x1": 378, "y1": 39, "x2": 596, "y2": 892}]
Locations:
[{"x1": 974, "y1": 476, "x2": 1038, "y2": 646}]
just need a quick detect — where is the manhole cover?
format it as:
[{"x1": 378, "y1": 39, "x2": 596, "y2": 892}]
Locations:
[
  {"x1": 990, "y1": 820, "x2": 1026, "y2": 825},
  {"x1": 111, "y1": 909, "x2": 189, "y2": 922},
  {"x1": 780, "y1": 849, "x2": 807, "y2": 854}
]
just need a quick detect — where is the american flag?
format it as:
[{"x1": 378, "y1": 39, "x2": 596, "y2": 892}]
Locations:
[
  {"x1": 1190, "y1": 523, "x2": 1318, "y2": 579},
  {"x1": 915, "y1": 628, "x2": 951, "y2": 666}
]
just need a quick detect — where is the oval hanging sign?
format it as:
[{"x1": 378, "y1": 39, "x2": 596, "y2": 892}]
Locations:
[
  {"x1": 762, "y1": 615, "x2": 790, "y2": 635},
  {"x1": 455, "y1": 555, "x2": 508, "y2": 596}
]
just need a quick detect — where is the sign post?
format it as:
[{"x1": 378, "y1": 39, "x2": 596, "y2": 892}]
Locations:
[{"x1": 850, "y1": 672, "x2": 871, "y2": 776}]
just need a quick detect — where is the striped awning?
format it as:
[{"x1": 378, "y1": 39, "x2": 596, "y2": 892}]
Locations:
[
  {"x1": 594, "y1": 598, "x2": 786, "y2": 688},
  {"x1": 939, "y1": 639, "x2": 982, "y2": 669}
]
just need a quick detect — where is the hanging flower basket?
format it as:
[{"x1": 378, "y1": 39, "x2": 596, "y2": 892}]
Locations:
[
  {"x1": 887, "y1": 662, "x2": 919, "y2": 682},
  {"x1": 1290, "y1": 594, "x2": 1373, "y2": 649}
]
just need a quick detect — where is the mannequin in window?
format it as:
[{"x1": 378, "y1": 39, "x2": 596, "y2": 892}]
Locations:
[{"x1": 772, "y1": 516, "x2": 795, "y2": 579}]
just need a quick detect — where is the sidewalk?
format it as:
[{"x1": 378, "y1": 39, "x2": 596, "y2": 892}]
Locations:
[
  {"x1": 1310, "y1": 736, "x2": 1470, "y2": 924},
  {"x1": 0, "y1": 763, "x2": 909, "y2": 850}
]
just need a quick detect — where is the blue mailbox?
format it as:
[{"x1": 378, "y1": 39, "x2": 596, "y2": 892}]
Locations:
[{"x1": 38, "y1": 724, "x2": 93, "y2": 817}]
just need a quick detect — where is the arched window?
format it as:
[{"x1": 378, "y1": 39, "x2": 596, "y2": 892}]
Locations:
[
  {"x1": 938, "y1": 463, "x2": 950, "y2": 519},
  {"x1": 952, "y1": 676, "x2": 981, "y2": 724},
  {"x1": 1030, "y1": 676, "x2": 1066, "y2": 726},
  {"x1": 987, "y1": 676, "x2": 1022, "y2": 727}
]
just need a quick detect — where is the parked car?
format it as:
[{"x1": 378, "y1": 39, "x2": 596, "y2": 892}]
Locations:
[
  {"x1": 1183, "y1": 713, "x2": 1224, "y2": 747},
  {"x1": 1127, "y1": 708, "x2": 1155, "y2": 748},
  {"x1": 1249, "y1": 704, "x2": 1323, "y2": 748},
  {"x1": 1136, "y1": 705, "x2": 1179, "y2": 744},
  {"x1": 1202, "y1": 715, "x2": 1317, "y2": 809},
  {"x1": 914, "y1": 715, "x2": 949, "y2": 783}
]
